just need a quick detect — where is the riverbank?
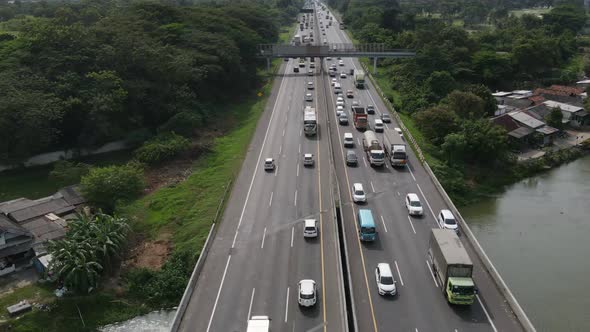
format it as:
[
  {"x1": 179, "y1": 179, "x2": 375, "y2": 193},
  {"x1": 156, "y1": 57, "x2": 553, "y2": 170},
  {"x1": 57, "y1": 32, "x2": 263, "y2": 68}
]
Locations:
[{"x1": 0, "y1": 29, "x2": 291, "y2": 331}]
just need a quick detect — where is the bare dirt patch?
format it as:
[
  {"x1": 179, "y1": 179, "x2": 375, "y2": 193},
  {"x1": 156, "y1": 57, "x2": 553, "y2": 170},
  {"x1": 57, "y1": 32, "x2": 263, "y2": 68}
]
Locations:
[{"x1": 124, "y1": 232, "x2": 172, "y2": 271}]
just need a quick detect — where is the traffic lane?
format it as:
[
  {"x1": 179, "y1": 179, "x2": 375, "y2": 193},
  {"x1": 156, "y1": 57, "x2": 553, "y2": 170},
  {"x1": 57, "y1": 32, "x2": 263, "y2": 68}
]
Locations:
[
  {"x1": 323, "y1": 69, "x2": 379, "y2": 332},
  {"x1": 178, "y1": 60, "x2": 293, "y2": 331}
]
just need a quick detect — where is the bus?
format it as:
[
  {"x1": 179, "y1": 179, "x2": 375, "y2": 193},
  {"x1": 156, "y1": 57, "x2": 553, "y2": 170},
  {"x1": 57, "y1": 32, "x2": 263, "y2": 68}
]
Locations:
[{"x1": 357, "y1": 209, "x2": 377, "y2": 241}]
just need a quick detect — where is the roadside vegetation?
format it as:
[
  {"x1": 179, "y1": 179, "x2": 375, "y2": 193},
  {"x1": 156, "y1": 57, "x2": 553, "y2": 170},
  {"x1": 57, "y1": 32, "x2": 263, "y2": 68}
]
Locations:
[
  {"x1": 0, "y1": 0, "x2": 300, "y2": 330},
  {"x1": 329, "y1": 0, "x2": 590, "y2": 205}
]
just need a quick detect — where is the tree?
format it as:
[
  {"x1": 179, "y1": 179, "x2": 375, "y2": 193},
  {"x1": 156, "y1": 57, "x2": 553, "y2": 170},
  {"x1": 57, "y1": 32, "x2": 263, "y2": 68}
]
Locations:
[
  {"x1": 471, "y1": 50, "x2": 513, "y2": 86},
  {"x1": 442, "y1": 119, "x2": 508, "y2": 165},
  {"x1": 424, "y1": 71, "x2": 456, "y2": 102},
  {"x1": 543, "y1": 4, "x2": 587, "y2": 34},
  {"x1": 80, "y1": 163, "x2": 144, "y2": 211},
  {"x1": 49, "y1": 239, "x2": 103, "y2": 293},
  {"x1": 545, "y1": 108, "x2": 564, "y2": 130},
  {"x1": 443, "y1": 90, "x2": 486, "y2": 119},
  {"x1": 414, "y1": 106, "x2": 459, "y2": 145},
  {"x1": 464, "y1": 84, "x2": 497, "y2": 117},
  {"x1": 50, "y1": 160, "x2": 91, "y2": 184}
]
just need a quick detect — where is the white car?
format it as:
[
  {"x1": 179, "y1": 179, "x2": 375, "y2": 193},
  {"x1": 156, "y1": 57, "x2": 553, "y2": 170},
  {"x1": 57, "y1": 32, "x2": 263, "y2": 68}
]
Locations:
[
  {"x1": 338, "y1": 60, "x2": 344, "y2": 66},
  {"x1": 352, "y1": 183, "x2": 366, "y2": 203},
  {"x1": 326, "y1": 57, "x2": 332, "y2": 60},
  {"x1": 307, "y1": 81, "x2": 314, "y2": 90},
  {"x1": 375, "y1": 263, "x2": 397, "y2": 296},
  {"x1": 336, "y1": 105, "x2": 344, "y2": 116},
  {"x1": 374, "y1": 119, "x2": 384, "y2": 132},
  {"x1": 336, "y1": 100, "x2": 344, "y2": 107},
  {"x1": 331, "y1": 78, "x2": 337, "y2": 86},
  {"x1": 343, "y1": 132, "x2": 354, "y2": 147},
  {"x1": 303, "y1": 219, "x2": 318, "y2": 238},
  {"x1": 340, "y1": 72, "x2": 347, "y2": 78},
  {"x1": 438, "y1": 209, "x2": 458, "y2": 232},
  {"x1": 298, "y1": 279, "x2": 317, "y2": 307},
  {"x1": 394, "y1": 127, "x2": 404, "y2": 138},
  {"x1": 264, "y1": 158, "x2": 275, "y2": 171},
  {"x1": 305, "y1": 93, "x2": 313, "y2": 102},
  {"x1": 303, "y1": 153, "x2": 314, "y2": 166},
  {"x1": 405, "y1": 193, "x2": 423, "y2": 216}
]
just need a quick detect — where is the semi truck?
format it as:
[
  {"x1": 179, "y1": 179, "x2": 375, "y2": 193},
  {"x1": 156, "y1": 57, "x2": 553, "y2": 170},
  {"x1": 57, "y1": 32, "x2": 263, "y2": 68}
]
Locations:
[
  {"x1": 352, "y1": 105, "x2": 368, "y2": 131},
  {"x1": 383, "y1": 128, "x2": 407, "y2": 167},
  {"x1": 303, "y1": 106, "x2": 318, "y2": 136},
  {"x1": 362, "y1": 130, "x2": 385, "y2": 167},
  {"x1": 354, "y1": 69, "x2": 366, "y2": 89},
  {"x1": 428, "y1": 229, "x2": 476, "y2": 305},
  {"x1": 247, "y1": 315, "x2": 270, "y2": 332},
  {"x1": 292, "y1": 34, "x2": 302, "y2": 46}
]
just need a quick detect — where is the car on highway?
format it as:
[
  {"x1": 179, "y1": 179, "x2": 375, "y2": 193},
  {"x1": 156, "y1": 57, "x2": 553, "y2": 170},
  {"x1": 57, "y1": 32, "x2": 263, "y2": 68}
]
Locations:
[
  {"x1": 309, "y1": 62, "x2": 315, "y2": 68},
  {"x1": 367, "y1": 105, "x2": 375, "y2": 114},
  {"x1": 339, "y1": 113, "x2": 348, "y2": 125},
  {"x1": 264, "y1": 158, "x2": 275, "y2": 171},
  {"x1": 338, "y1": 60, "x2": 344, "y2": 66},
  {"x1": 322, "y1": 31, "x2": 326, "y2": 35},
  {"x1": 375, "y1": 263, "x2": 397, "y2": 296},
  {"x1": 303, "y1": 219, "x2": 318, "y2": 238},
  {"x1": 336, "y1": 105, "x2": 344, "y2": 116},
  {"x1": 346, "y1": 150, "x2": 358, "y2": 166},
  {"x1": 305, "y1": 93, "x2": 313, "y2": 102},
  {"x1": 340, "y1": 72, "x2": 347, "y2": 78},
  {"x1": 329, "y1": 71, "x2": 336, "y2": 77},
  {"x1": 381, "y1": 113, "x2": 391, "y2": 123},
  {"x1": 352, "y1": 100, "x2": 359, "y2": 106},
  {"x1": 405, "y1": 193, "x2": 423, "y2": 216},
  {"x1": 303, "y1": 153, "x2": 314, "y2": 166},
  {"x1": 344, "y1": 133, "x2": 354, "y2": 148},
  {"x1": 307, "y1": 81, "x2": 314, "y2": 90},
  {"x1": 346, "y1": 90, "x2": 354, "y2": 98},
  {"x1": 307, "y1": 69, "x2": 314, "y2": 76},
  {"x1": 438, "y1": 209, "x2": 458, "y2": 233},
  {"x1": 326, "y1": 57, "x2": 332, "y2": 60},
  {"x1": 331, "y1": 78, "x2": 337, "y2": 86},
  {"x1": 336, "y1": 100, "x2": 344, "y2": 107},
  {"x1": 394, "y1": 127, "x2": 403, "y2": 138},
  {"x1": 374, "y1": 119, "x2": 384, "y2": 132},
  {"x1": 298, "y1": 279, "x2": 317, "y2": 307},
  {"x1": 352, "y1": 183, "x2": 367, "y2": 203}
]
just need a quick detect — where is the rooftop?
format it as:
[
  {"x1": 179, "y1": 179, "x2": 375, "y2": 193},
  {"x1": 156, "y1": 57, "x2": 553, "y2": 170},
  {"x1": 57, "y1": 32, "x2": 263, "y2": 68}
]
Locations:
[
  {"x1": 509, "y1": 126, "x2": 535, "y2": 139},
  {"x1": 508, "y1": 111, "x2": 546, "y2": 129},
  {"x1": 543, "y1": 100, "x2": 584, "y2": 113}
]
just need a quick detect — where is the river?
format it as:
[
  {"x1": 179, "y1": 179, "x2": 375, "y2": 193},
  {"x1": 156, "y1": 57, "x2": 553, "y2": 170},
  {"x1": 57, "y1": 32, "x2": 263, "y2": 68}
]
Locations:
[{"x1": 461, "y1": 155, "x2": 590, "y2": 332}]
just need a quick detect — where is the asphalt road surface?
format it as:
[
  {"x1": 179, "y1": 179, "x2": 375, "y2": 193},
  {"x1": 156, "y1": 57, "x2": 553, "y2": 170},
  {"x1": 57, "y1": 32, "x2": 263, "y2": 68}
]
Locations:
[
  {"x1": 177, "y1": 17, "x2": 347, "y2": 332},
  {"x1": 319, "y1": 5, "x2": 524, "y2": 332}
]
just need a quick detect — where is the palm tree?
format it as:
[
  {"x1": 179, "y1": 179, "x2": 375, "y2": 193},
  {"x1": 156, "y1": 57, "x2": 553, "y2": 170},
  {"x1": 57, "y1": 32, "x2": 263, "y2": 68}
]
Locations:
[{"x1": 49, "y1": 239, "x2": 102, "y2": 293}]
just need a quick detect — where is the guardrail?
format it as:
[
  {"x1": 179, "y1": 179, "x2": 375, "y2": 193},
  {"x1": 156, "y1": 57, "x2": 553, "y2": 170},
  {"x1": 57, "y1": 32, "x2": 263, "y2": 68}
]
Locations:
[{"x1": 361, "y1": 62, "x2": 536, "y2": 332}]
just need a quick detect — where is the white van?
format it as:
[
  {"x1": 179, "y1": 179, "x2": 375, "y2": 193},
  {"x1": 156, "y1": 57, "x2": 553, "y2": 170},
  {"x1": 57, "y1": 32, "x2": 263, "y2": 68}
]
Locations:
[
  {"x1": 334, "y1": 82, "x2": 342, "y2": 94},
  {"x1": 438, "y1": 209, "x2": 458, "y2": 233},
  {"x1": 374, "y1": 119, "x2": 384, "y2": 132},
  {"x1": 343, "y1": 132, "x2": 354, "y2": 147},
  {"x1": 303, "y1": 219, "x2": 318, "y2": 238}
]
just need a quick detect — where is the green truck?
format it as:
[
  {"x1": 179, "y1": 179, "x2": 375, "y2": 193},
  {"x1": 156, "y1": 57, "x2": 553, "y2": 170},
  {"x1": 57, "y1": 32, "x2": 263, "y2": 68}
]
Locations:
[{"x1": 428, "y1": 229, "x2": 476, "y2": 305}]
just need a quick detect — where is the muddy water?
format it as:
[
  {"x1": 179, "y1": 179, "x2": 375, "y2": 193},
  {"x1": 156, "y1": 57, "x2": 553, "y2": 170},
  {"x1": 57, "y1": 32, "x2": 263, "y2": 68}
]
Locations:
[{"x1": 461, "y1": 155, "x2": 590, "y2": 331}]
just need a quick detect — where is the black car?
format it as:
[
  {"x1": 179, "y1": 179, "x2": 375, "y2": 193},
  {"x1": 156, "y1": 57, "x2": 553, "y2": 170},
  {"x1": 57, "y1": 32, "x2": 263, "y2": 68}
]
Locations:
[
  {"x1": 329, "y1": 71, "x2": 336, "y2": 77},
  {"x1": 346, "y1": 150, "x2": 358, "y2": 166},
  {"x1": 381, "y1": 113, "x2": 391, "y2": 123},
  {"x1": 294, "y1": 67, "x2": 300, "y2": 73}
]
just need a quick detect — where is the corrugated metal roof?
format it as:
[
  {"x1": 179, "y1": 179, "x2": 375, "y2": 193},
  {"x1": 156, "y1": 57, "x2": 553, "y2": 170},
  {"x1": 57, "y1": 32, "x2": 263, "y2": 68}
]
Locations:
[
  {"x1": 543, "y1": 100, "x2": 584, "y2": 113},
  {"x1": 56, "y1": 186, "x2": 85, "y2": 206},
  {"x1": 536, "y1": 126, "x2": 559, "y2": 135},
  {"x1": 508, "y1": 126, "x2": 534, "y2": 138},
  {"x1": 8, "y1": 198, "x2": 73, "y2": 223},
  {"x1": 0, "y1": 215, "x2": 30, "y2": 236},
  {"x1": 21, "y1": 216, "x2": 67, "y2": 244},
  {"x1": 0, "y1": 198, "x2": 33, "y2": 215},
  {"x1": 508, "y1": 111, "x2": 545, "y2": 129}
]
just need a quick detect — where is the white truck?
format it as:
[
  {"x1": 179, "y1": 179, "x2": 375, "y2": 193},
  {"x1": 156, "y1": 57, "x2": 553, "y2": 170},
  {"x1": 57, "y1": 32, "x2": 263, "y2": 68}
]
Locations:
[
  {"x1": 362, "y1": 130, "x2": 385, "y2": 167},
  {"x1": 303, "y1": 106, "x2": 318, "y2": 136},
  {"x1": 292, "y1": 34, "x2": 302, "y2": 46},
  {"x1": 354, "y1": 69, "x2": 366, "y2": 89},
  {"x1": 383, "y1": 128, "x2": 407, "y2": 167},
  {"x1": 247, "y1": 315, "x2": 270, "y2": 332}
]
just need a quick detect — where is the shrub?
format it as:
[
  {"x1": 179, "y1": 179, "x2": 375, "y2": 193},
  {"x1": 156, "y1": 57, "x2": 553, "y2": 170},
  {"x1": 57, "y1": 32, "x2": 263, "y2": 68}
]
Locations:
[
  {"x1": 50, "y1": 160, "x2": 91, "y2": 183},
  {"x1": 80, "y1": 163, "x2": 144, "y2": 210},
  {"x1": 134, "y1": 133, "x2": 191, "y2": 165},
  {"x1": 158, "y1": 111, "x2": 203, "y2": 138},
  {"x1": 126, "y1": 250, "x2": 192, "y2": 307}
]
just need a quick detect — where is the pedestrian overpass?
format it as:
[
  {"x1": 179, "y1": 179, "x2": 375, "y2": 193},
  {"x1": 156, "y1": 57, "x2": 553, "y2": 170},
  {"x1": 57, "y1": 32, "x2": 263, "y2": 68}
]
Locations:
[{"x1": 257, "y1": 43, "x2": 416, "y2": 73}]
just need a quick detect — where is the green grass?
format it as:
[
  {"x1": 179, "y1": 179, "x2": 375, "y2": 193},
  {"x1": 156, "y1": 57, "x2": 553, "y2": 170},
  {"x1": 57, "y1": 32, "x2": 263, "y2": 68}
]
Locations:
[
  {"x1": 509, "y1": 7, "x2": 550, "y2": 18},
  {"x1": 0, "y1": 150, "x2": 132, "y2": 201}
]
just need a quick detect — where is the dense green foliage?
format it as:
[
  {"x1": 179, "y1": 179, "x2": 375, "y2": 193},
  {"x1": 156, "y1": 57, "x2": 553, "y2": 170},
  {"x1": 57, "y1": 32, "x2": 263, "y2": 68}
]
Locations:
[
  {"x1": 49, "y1": 212, "x2": 129, "y2": 293},
  {"x1": 0, "y1": 0, "x2": 283, "y2": 163},
  {"x1": 80, "y1": 163, "x2": 145, "y2": 210},
  {"x1": 329, "y1": 0, "x2": 588, "y2": 202},
  {"x1": 134, "y1": 133, "x2": 191, "y2": 164},
  {"x1": 49, "y1": 160, "x2": 91, "y2": 184}
]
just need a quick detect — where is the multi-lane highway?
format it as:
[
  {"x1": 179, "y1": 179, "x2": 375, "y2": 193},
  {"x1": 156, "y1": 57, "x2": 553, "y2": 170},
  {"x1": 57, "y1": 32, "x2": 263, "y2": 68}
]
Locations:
[
  {"x1": 319, "y1": 5, "x2": 524, "y2": 332},
  {"x1": 176, "y1": 3, "x2": 527, "y2": 332},
  {"x1": 177, "y1": 14, "x2": 347, "y2": 332}
]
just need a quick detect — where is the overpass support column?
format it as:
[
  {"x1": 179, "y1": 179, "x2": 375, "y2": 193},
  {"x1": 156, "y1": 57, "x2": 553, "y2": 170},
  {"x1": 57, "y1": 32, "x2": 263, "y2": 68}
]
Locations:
[{"x1": 373, "y1": 57, "x2": 378, "y2": 74}]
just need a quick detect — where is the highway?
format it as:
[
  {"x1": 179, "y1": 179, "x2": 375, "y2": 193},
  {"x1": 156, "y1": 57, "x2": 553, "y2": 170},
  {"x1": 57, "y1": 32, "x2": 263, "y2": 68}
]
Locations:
[
  {"x1": 176, "y1": 14, "x2": 347, "y2": 332},
  {"x1": 318, "y1": 4, "x2": 524, "y2": 332}
]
